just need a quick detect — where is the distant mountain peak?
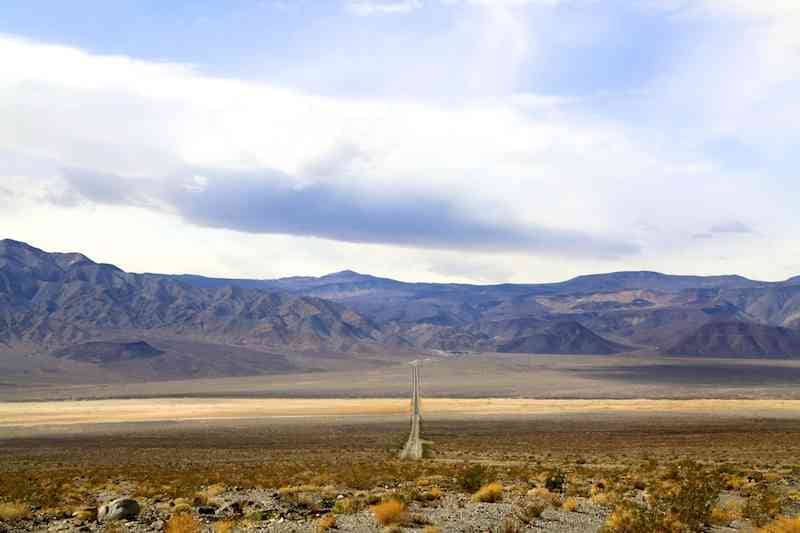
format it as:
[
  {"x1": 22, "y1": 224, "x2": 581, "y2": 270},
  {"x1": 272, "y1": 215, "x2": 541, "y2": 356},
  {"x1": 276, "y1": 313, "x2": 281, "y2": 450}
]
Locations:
[{"x1": 323, "y1": 269, "x2": 366, "y2": 278}]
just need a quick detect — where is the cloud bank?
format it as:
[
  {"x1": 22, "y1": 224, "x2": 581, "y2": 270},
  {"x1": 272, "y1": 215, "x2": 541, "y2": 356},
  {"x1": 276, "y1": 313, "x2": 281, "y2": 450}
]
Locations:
[{"x1": 61, "y1": 168, "x2": 638, "y2": 256}]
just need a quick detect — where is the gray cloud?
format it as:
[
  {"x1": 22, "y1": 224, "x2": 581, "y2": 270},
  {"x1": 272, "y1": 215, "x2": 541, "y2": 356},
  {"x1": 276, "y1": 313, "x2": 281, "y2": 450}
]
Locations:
[
  {"x1": 59, "y1": 167, "x2": 640, "y2": 257},
  {"x1": 710, "y1": 220, "x2": 752, "y2": 234}
]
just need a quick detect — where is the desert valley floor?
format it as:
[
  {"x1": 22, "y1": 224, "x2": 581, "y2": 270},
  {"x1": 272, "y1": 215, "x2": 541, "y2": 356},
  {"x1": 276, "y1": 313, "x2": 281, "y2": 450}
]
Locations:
[{"x1": 3, "y1": 354, "x2": 800, "y2": 532}]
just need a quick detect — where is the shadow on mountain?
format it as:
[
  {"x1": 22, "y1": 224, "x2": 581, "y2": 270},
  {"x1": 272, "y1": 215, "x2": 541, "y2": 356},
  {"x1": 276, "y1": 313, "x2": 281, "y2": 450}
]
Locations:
[{"x1": 571, "y1": 363, "x2": 800, "y2": 386}]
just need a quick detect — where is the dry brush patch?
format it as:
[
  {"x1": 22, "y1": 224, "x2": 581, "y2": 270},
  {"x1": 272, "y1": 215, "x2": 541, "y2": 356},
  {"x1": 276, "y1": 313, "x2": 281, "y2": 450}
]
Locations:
[{"x1": 1, "y1": 416, "x2": 800, "y2": 530}]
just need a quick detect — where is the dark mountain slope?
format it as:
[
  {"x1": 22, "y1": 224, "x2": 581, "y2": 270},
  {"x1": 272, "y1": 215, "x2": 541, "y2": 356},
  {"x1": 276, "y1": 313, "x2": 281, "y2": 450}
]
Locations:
[
  {"x1": 51, "y1": 340, "x2": 163, "y2": 363},
  {"x1": 0, "y1": 239, "x2": 383, "y2": 352},
  {"x1": 496, "y1": 321, "x2": 630, "y2": 355},
  {"x1": 665, "y1": 321, "x2": 800, "y2": 357}
]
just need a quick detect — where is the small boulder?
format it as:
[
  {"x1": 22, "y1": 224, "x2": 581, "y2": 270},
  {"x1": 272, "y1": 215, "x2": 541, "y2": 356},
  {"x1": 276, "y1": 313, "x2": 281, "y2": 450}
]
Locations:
[
  {"x1": 98, "y1": 498, "x2": 140, "y2": 522},
  {"x1": 216, "y1": 501, "x2": 242, "y2": 517}
]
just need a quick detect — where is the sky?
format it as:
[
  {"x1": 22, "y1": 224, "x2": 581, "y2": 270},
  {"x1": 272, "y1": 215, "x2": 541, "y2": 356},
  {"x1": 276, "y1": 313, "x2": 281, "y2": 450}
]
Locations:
[{"x1": 1, "y1": 0, "x2": 799, "y2": 283}]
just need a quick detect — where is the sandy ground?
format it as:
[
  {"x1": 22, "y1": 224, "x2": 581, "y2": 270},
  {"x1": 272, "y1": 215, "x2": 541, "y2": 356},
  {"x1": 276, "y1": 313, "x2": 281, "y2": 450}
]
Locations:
[
  {"x1": 6, "y1": 353, "x2": 800, "y2": 402},
  {"x1": 3, "y1": 397, "x2": 800, "y2": 429}
]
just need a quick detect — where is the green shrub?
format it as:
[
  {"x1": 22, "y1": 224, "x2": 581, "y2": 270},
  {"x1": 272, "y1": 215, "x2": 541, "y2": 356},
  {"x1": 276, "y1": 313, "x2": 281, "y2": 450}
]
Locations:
[
  {"x1": 545, "y1": 470, "x2": 566, "y2": 493},
  {"x1": 458, "y1": 464, "x2": 487, "y2": 493},
  {"x1": 602, "y1": 460, "x2": 721, "y2": 533},
  {"x1": 743, "y1": 483, "x2": 784, "y2": 527}
]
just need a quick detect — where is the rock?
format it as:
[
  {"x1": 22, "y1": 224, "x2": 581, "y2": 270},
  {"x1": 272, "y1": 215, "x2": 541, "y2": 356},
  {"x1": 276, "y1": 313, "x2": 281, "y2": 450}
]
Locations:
[
  {"x1": 216, "y1": 501, "x2": 242, "y2": 516},
  {"x1": 72, "y1": 506, "x2": 98, "y2": 521},
  {"x1": 98, "y1": 498, "x2": 140, "y2": 522}
]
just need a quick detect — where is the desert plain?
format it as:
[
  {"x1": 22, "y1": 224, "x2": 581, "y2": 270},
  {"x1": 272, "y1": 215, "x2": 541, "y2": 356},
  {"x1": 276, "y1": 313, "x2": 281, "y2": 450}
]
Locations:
[{"x1": 3, "y1": 354, "x2": 800, "y2": 532}]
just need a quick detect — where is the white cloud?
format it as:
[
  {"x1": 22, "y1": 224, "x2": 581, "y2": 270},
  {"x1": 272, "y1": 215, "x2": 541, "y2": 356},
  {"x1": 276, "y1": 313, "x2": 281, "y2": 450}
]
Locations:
[
  {"x1": 345, "y1": 0, "x2": 422, "y2": 15},
  {"x1": 1, "y1": 8, "x2": 799, "y2": 283}
]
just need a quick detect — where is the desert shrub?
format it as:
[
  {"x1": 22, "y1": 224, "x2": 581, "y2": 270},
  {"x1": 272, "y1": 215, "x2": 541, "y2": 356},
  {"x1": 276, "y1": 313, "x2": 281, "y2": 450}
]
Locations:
[
  {"x1": 372, "y1": 499, "x2": 407, "y2": 526},
  {"x1": 710, "y1": 501, "x2": 741, "y2": 526},
  {"x1": 744, "y1": 483, "x2": 784, "y2": 526},
  {"x1": 591, "y1": 492, "x2": 613, "y2": 507},
  {"x1": 0, "y1": 502, "x2": 31, "y2": 522},
  {"x1": 563, "y1": 497, "x2": 579, "y2": 512},
  {"x1": 757, "y1": 517, "x2": 800, "y2": 533},
  {"x1": 166, "y1": 512, "x2": 201, "y2": 533},
  {"x1": 332, "y1": 497, "x2": 358, "y2": 514},
  {"x1": 458, "y1": 464, "x2": 488, "y2": 492},
  {"x1": 316, "y1": 513, "x2": 336, "y2": 532},
  {"x1": 527, "y1": 487, "x2": 557, "y2": 506},
  {"x1": 473, "y1": 482, "x2": 504, "y2": 503},
  {"x1": 515, "y1": 499, "x2": 546, "y2": 523},
  {"x1": 601, "y1": 500, "x2": 667, "y2": 533},
  {"x1": 545, "y1": 470, "x2": 566, "y2": 493},
  {"x1": 603, "y1": 461, "x2": 721, "y2": 533}
]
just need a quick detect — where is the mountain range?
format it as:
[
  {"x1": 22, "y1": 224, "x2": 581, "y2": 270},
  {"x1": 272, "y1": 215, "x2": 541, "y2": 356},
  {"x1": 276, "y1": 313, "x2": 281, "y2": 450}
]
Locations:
[{"x1": 2, "y1": 238, "x2": 800, "y2": 381}]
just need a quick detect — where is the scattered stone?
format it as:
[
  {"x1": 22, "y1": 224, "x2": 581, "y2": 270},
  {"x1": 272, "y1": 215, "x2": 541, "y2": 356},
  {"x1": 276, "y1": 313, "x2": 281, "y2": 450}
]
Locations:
[
  {"x1": 217, "y1": 501, "x2": 243, "y2": 516},
  {"x1": 98, "y1": 498, "x2": 140, "y2": 522}
]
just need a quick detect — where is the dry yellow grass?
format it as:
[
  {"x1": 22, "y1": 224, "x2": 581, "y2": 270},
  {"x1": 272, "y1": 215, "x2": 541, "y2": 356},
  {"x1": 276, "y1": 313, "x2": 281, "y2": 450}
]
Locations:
[
  {"x1": 423, "y1": 527, "x2": 442, "y2": 533},
  {"x1": 166, "y1": 512, "x2": 201, "y2": 533},
  {"x1": 758, "y1": 517, "x2": 800, "y2": 533},
  {"x1": 563, "y1": 497, "x2": 579, "y2": 512},
  {"x1": 372, "y1": 499, "x2": 408, "y2": 526},
  {"x1": 215, "y1": 521, "x2": 235, "y2": 533},
  {"x1": 710, "y1": 502, "x2": 741, "y2": 525},
  {"x1": 0, "y1": 502, "x2": 31, "y2": 522},
  {"x1": 473, "y1": 482, "x2": 504, "y2": 503},
  {"x1": 4, "y1": 398, "x2": 800, "y2": 427}
]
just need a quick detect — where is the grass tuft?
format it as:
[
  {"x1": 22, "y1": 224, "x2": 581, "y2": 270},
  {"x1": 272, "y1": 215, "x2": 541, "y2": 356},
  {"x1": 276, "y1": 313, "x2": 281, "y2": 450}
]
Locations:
[
  {"x1": 758, "y1": 517, "x2": 800, "y2": 533},
  {"x1": 473, "y1": 482, "x2": 504, "y2": 503},
  {"x1": 372, "y1": 499, "x2": 408, "y2": 526},
  {"x1": 0, "y1": 502, "x2": 31, "y2": 522},
  {"x1": 166, "y1": 512, "x2": 201, "y2": 533}
]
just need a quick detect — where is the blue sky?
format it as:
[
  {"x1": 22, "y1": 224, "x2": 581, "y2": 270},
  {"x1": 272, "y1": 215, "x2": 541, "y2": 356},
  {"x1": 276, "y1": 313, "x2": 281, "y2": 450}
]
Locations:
[{"x1": 1, "y1": 0, "x2": 799, "y2": 282}]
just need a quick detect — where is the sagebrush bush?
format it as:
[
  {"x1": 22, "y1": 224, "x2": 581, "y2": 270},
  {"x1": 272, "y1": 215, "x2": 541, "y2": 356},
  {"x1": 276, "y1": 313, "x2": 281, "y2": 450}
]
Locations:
[
  {"x1": 744, "y1": 483, "x2": 784, "y2": 527},
  {"x1": 603, "y1": 460, "x2": 721, "y2": 533},
  {"x1": 515, "y1": 499, "x2": 546, "y2": 524},
  {"x1": 472, "y1": 482, "x2": 504, "y2": 503},
  {"x1": 710, "y1": 501, "x2": 741, "y2": 526},
  {"x1": 458, "y1": 464, "x2": 488, "y2": 492}
]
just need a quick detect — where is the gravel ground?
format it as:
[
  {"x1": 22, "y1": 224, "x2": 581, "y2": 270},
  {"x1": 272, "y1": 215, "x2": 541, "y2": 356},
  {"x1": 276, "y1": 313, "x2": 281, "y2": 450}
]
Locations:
[{"x1": 2, "y1": 489, "x2": 613, "y2": 533}]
